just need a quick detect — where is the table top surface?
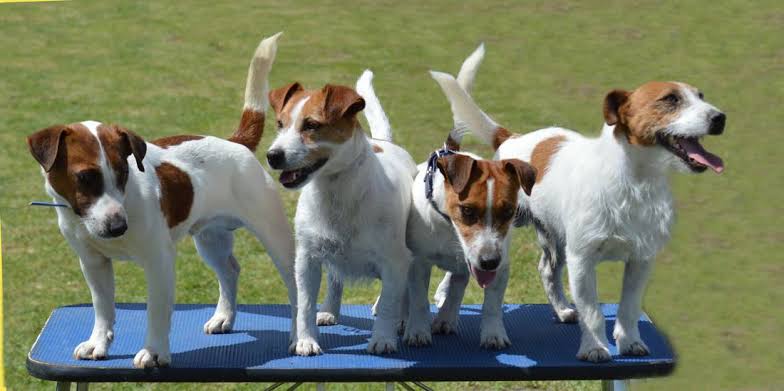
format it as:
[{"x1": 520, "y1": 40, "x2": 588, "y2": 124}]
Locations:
[{"x1": 28, "y1": 303, "x2": 675, "y2": 383}]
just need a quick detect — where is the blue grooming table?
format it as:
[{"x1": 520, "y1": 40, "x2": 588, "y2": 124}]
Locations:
[{"x1": 28, "y1": 304, "x2": 674, "y2": 389}]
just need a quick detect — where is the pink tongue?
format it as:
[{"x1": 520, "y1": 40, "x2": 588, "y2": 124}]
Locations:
[
  {"x1": 677, "y1": 138, "x2": 725, "y2": 173},
  {"x1": 471, "y1": 266, "x2": 497, "y2": 289},
  {"x1": 279, "y1": 170, "x2": 299, "y2": 185}
]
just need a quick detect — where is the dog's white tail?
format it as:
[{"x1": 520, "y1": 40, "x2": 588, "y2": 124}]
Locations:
[
  {"x1": 230, "y1": 32, "x2": 282, "y2": 151},
  {"x1": 356, "y1": 69, "x2": 393, "y2": 142},
  {"x1": 431, "y1": 70, "x2": 510, "y2": 150},
  {"x1": 447, "y1": 43, "x2": 486, "y2": 146}
]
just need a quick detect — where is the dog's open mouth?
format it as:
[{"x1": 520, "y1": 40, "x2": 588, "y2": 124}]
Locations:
[
  {"x1": 657, "y1": 134, "x2": 724, "y2": 173},
  {"x1": 469, "y1": 265, "x2": 497, "y2": 289},
  {"x1": 279, "y1": 159, "x2": 328, "y2": 188}
]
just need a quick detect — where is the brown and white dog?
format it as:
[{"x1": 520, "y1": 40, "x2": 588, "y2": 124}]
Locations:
[
  {"x1": 403, "y1": 45, "x2": 536, "y2": 349},
  {"x1": 26, "y1": 33, "x2": 297, "y2": 368},
  {"x1": 265, "y1": 71, "x2": 417, "y2": 356},
  {"x1": 433, "y1": 71, "x2": 726, "y2": 362}
]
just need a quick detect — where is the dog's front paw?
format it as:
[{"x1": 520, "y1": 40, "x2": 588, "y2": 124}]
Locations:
[
  {"x1": 403, "y1": 325, "x2": 432, "y2": 347},
  {"x1": 480, "y1": 321, "x2": 511, "y2": 350},
  {"x1": 367, "y1": 335, "x2": 398, "y2": 354},
  {"x1": 204, "y1": 312, "x2": 235, "y2": 334},
  {"x1": 316, "y1": 312, "x2": 338, "y2": 326},
  {"x1": 431, "y1": 318, "x2": 458, "y2": 335},
  {"x1": 480, "y1": 331, "x2": 511, "y2": 350},
  {"x1": 577, "y1": 345, "x2": 611, "y2": 363},
  {"x1": 133, "y1": 347, "x2": 170, "y2": 368},
  {"x1": 617, "y1": 337, "x2": 649, "y2": 356},
  {"x1": 73, "y1": 332, "x2": 113, "y2": 360},
  {"x1": 292, "y1": 337, "x2": 323, "y2": 356},
  {"x1": 556, "y1": 308, "x2": 578, "y2": 323}
]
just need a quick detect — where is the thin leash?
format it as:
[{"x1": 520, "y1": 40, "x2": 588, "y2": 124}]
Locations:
[
  {"x1": 424, "y1": 143, "x2": 456, "y2": 222},
  {"x1": 29, "y1": 201, "x2": 69, "y2": 208}
]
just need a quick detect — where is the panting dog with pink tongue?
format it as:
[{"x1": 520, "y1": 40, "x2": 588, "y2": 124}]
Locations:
[{"x1": 433, "y1": 69, "x2": 726, "y2": 363}]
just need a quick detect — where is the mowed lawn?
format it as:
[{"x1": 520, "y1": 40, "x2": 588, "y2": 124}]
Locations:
[{"x1": 1, "y1": 1, "x2": 781, "y2": 390}]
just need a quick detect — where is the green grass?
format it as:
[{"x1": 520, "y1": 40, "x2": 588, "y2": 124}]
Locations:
[{"x1": 1, "y1": 0, "x2": 781, "y2": 389}]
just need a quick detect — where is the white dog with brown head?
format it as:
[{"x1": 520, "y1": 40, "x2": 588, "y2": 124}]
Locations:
[
  {"x1": 433, "y1": 69, "x2": 726, "y2": 362},
  {"x1": 27, "y1": 33, "x2": 297, "y2": 368},
  {"x1": 266, "y1": 71, "x2": 417, "y2": 355}
]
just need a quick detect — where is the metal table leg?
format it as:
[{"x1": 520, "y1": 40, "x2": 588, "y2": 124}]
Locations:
[
  {"x1": 602, "y1": 379, "x2": 631, "y2": 391},
  {"x1": 55, "y1": 381, "x2": 70, "y2": 391},
  {"x1": 76, "y1": 383, "x2": 89, "y2": 391}
]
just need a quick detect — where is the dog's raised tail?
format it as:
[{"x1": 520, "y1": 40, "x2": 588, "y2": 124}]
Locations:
[
  {"x1": 356, "y1": 69, "x2": 393, "y2": 142},
  {"x1": 445, "y1": 43, "x2": 486, "y2": 149},
  {"x1": 229, "y1": 32, "x2": 282, "y2": 152},
  {"x1": 430, "y1": 70, "x2": 511, "y2": 151}
]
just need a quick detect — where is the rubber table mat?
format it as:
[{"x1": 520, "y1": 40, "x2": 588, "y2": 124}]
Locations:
[{"x1": 28, "y1": 304, "x2": 674, "y2": 382}]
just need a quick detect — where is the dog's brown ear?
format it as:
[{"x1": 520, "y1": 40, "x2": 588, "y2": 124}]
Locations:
[
  {"x1": 436, "y1": 154, "x2": 476, "y2": 195},
  {"x1": 113, "y1": 125, "x2": 147, "y2": 172},
  {"x1": 503, "y1": 159, "x2": 537, "y2": 196},
  {"x1": 603, "y1": 89, "x2": 629, "y2": 126},
  {"x1": 27, "y1": 125, "x2": 68, "y2": 172},
  {"x1": 322, "y1": 84, "x2": 365, "y2": 123},
  {"x1": 269, "y1": 82, "x2": 303, "y2": 114}
]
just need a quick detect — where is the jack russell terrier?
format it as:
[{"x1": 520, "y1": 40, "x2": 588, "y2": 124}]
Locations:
[
  {"x1": 403, "y1": 45, "x2": 536, "y2": 349},
  {"x1": 433, "y1": 69, "x2": 726, "y2": 362},
  {"x1": 26, "y1": 33, "x2": 297, "y2": 368},
  {"x1": 265, "y1": 71, "x2": 417, "y2": 355}
]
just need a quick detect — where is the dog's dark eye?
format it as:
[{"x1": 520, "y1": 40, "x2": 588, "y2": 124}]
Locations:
[
  {"x1": 497, "y1": 206, "x2": 514, "y2": 222},
  {"x1": 661, "y1": 93, "x2": 680, "y2": 105},
  {"x1": 76, "y1": 170, "x2": 99, "y2": 185},
  {"x1": 302, "y1": 119, "x2": 321, "y2": 131},
  {"x1": 460, "y1": 205, "x2": 479, "y2": 224},
  {"x1": 276, "y1": 120, "x2": 284, "y2": 129},
  {"x1": 697, "y1": 91, "x2": 704, "y2": 100},
  {"x1": 75, "y1": 169, "x2": 103, "y2": 194}
]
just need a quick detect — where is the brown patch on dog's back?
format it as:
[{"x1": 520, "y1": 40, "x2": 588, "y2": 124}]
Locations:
[
  {"x1": 493, "y1": 127, "x2": 513, "y2": 150},
  {"x1": 155, "y1": 162, "x2": 193, "y2": 228},
  {"x1": 372, "y1": 144, "x2": 384, "y2": 153},
  {"x1": 153, "y1": 135, "x2": 204, "y2": 149},
  {"x1": 531, "y1": 136, "x2": 566, "y2": 183},
  {"x1": 228, "y1": 109, "x2": 264, "y2": 151}
]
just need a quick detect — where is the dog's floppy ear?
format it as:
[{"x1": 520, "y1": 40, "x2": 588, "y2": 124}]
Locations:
[
  {"x1": 113, "y1": 124, "x2": 147, "y2": 172},
  {"x1": 269, "y1": 82, "x2": 303, "y2": 114},
  {"x1": 436, "y1": 153, "x2": 476, "y2": 195},
  {"x1": 503, "y1": 159, "x2": 537, "y2": 196},
  {"x1": 322, "y1": 84, "x2": 365, "y2": 123},
  {"x1": 603, "y1": 89, "x2": 629, "y2": 126},
  {"x1": 27, "y1": 125, "x2": 68, "y2": 172}
]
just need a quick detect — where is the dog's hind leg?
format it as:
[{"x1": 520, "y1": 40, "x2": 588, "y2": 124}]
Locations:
[
  {"x1": 235, "y1": 169, "x2": 298, "y2": 344},
  {"x1": 317, "y1": 268, "x2": 343, "y2": 326},
  {"x1": 536, "y1": 231, "x2": 577, "y2": 323},
  {"x1": 194, "y1": 227, "x2": 239, "y2": 334}
]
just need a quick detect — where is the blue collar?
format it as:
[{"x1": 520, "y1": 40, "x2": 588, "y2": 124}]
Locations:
[{"x1": 424, "y1": 145, "x2": 456, "y2": 222}]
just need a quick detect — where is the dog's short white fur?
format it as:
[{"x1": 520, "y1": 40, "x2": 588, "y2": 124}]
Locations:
[
  {"x1": 267, "y1": 71, "x2": 417, "y2": 355},
  {"x1": 434, "y1": 69, "x2": 725, "y2": 361},
  {"x1": 403, "y1": 45, "x2": 514, "y2": 348},
  {"x1": 30, "y1": 34, "x2": 297, "y2": 368}
]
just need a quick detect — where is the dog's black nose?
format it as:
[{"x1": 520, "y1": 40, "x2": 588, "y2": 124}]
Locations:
[
  {"x1": 106, "y1": 218, "x2": 127, "y2": 237},
  {"x1": 267, "y1": 149, "x2": 286, "y2": 169},
  {"x1": 479, "y1": 257, "x2": 501, "y2": 271},
  {"x1": 708, "y1": 112, "x2": 726, "y2": 135}
]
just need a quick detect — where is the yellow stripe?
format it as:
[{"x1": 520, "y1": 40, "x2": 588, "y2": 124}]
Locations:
[
  {"x1": 0, "y1": 0, "x2": 66, "y2": 3},
  {"x1": 0, "y1": 220, "x2": 5, "y2": 390}
]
